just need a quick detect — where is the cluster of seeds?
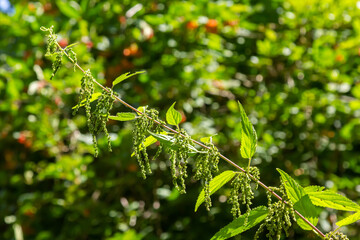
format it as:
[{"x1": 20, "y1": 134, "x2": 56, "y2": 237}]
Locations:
[
  {"x1": 133, "y1": 108, "x2": 160, "y2": 179},
  {"x1": 42, "y1": 26, "x2": 116, "y2": 156},
  {"x1": 324, "y1": 231, "x2": 349, "y2": 240},
  {"x1": 41, "y1": 26, "x2": 57, "y2": 56},
  {"x1": 228, "y1": 166, "x2": 259, "y2": 219},
  {"x1": 90, "y1": 88, "x2": 115, "y2": 156},
  {"x1": 194, "y1": 142, "x2": 219, "y2": 210},
  {"x1": 255, "y1": 182, "x2": 295, "y2": 240},
  {"x1": 71, "y1": 70, "x2": 116, "y2": 156},
  {"x1": 73, "y1": 69, "x2": 95, "y2": 127},
  {"x1": 65, "y1": 47, "x2": 77, "y2": 71},
  {"x1": 40, "y1": 26, "x2": 64, "y2": 80},
  {"x1": 50, "y1": 51, "x2": 63, "y2": 80},
  {"x1": 167, "y1": 130, "x2": 193, "y2": 194}
]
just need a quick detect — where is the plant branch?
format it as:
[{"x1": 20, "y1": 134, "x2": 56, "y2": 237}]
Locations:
[{"x1": 55, "y1": 41, "x2": 326, "y2": 239}]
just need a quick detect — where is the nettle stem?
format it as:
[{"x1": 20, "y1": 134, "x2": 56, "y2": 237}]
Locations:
[{"x1": 54, "y1": 40, "x2": 326, "y2": 239}]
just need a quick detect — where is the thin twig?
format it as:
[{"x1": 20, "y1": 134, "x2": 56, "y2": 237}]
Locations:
[{"x1": 56, "y1": 41, "x2": 326, "y2": 238}]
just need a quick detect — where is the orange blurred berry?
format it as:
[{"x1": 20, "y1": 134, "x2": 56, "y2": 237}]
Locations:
[
  {"x1": 127, "y1": 164, "x2": 138, "y2": 172},
  {"x1": 205, "y1": 19, "x2": 218, "y2": 33},
  {"x1": 43, "y1": 3, "x2": 52, "y2": 12},
  {"x1": 58, "y1": 38, "x2": 68, "y2": 48},
  {"x1": 28, "y1": 3, "x2": 36, "y2": 12},
  {"x1": 18, "y1": 133, "x2": 26, "y2": 144},
  {"x1": 213, "y1": 80, "x2": 224, "y2": 90},
  {"x1": 123, "y1": 43, "x2": 139, "y2": 57},
  {"x1": 129, "y1": 43, "x2": 139, "y2": 55},
  {"x1": 86, "y1": 41, "x2": 93, "y2": 49},
  {"x1": 335, "y1": 54, "x2": 344, "y2": 62},
  {"x1": 186, "y1": 20, "x2": 198, "y2": 30},
  {"x1": 180, "y1": 111, "x2": 187, "y2": 123},
  {"x1": 118, "y1": 16, "x2": 126, "y2": 24},
  {"x1": 123, "y1": 48, "x2": 131, "y2": 56}
]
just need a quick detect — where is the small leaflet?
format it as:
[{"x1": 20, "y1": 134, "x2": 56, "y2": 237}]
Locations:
[
  {"x1": 166, "y1": 102, "x2": 182, "y2": 126},
  {"x1": 112, "y1": 71, "x2": 146, "y2": 88}
]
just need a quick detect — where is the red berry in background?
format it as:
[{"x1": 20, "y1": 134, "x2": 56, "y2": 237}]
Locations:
[
  {"x1": 123, "y1": 43, "x2": 140, "y2": 57},
  {"x1": 205, "y1": 19, "x2": 218, "y2": 33},
  {"x1": 43, "y1": 3, "x2": 52, "y2": 12},
  {"x1": 86, "y1": 41, "x2": 93, "y2": 49},
  {"x1": 186, "y1": 20, "x2": 198, "y2": 30},
  {"x1": 335, "y1": 54, "x2": 344, "y2": 62},
  {"x1": 23, "y1": 50, "x2": 32, "y2": 60},
  {"x1": 58, "y1": 38, "x2": 68, "y2": 48},
  {"x1": 55, "y1": 96, "x2": 62, "y2": 106},
  {"x1": 123, "y1": 48, "x2": 131, "y2": 56},
  {"x1": 18, "y1": 132, "x2": 26, "y2": 144},
  {"x1": 118, "y1": 16, "x2": 126, "y2": 24},
  {"x1": 28, "y1": 3, "x2": 36, "y2": 12},
  {"x1": 180, "y1": 111, "x2": 187, "y2": 123}
]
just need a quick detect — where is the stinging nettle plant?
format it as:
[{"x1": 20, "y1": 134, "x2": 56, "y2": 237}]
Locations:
[{"x1": 41, "y1": 26, "x2": 360, "y2": 240}]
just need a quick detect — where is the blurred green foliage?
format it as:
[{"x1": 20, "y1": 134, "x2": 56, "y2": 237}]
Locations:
[{"x1": 1, "y1": 0, "x2": 360, "y2": 239}]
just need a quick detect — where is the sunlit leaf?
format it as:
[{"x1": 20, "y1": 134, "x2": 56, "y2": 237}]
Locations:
[
  {"x1": 304, "y1": 185, "x2": 325, "y2": 193},
  {"x1": 195, "y1": 171, "x2": 236, "y2": 212},
  {"x1": 277, "y1": 168, "x2": 306, "y2": 203},
  {"x1": 293, "y1": 195, "x2": 320, "y2": 230},
  {"x1": 307, "y1": 190, "x2": 360, "y2": 212},
  {"x1": 210, "y1": 206, "x2": 268, "y2": 240},
  {"x1": 166, "y1": 102, "x2": 182, "y2": 126},
  {"x1": 195, "y1": 171, "x2": 237, "y2": 212},
  {"x1": 137, "y1": 106, "x2": 147, "y2": 115},
  {"x1": 238, "y1": 101, "x2": 257, "y2": 159},
  {"x1": 72, "y1": 92, "x2": 101, "y2": 109},
  {"x1": 336, "y1": 211, "x2": 360, "y2": 227},
  {"x1": 109, "y1": 112, "x2": 136, "y2": 121},
  {"x1": 277, "y1": 169, "x2": 319, "y2": 230},
  {"x1": 112, "y1": 71, "x2": 145, "y2": 88}
]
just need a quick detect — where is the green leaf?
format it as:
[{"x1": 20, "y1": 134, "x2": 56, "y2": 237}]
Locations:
[
  {"x1": 304, "y1": 185, "x2": 325, "y2": 193},
  {"x1": 277, "y1": 169, "x2": 319, "y2": 230},
  {"x1": 200, "y1": 135, "x2": 217, "y2": 144},
  {"x1": 277, "y1": 168, "x2": 306, "y2": 203},
  {"x1": 307, "y1": 190, "x2": 360, "y2": 212},
  {"x1": 109, "y1": 112, "x2": 136, "y2": 121},
  {"x1": 166, "y1": 102, "x2": 182, "y2": 126},
  {"x1": 55, "y1": 0, "x2": 81, "y2": 19},
  {"x1": 210, "y1": 206, "x2": 268, "y2": 240},
  {"x1": 238, "y1": 101, "x2": 257, "y2": 159},
  {"x1": 293, "y1": 195, "x2": 320, "y2": 230},
  {"x1": 137, "y1": 106, "x2": 147, "y2": 115},
  {"x1": 200, "y1": 136, "x2": 211, "y2": 144},
  {"x1": 147, "y1": 131, "x2": 201, "y2": 156},
  {"x1": 112, "y1": 71, "x2": 145, "y2": 88},
  {"x1": 72, "y1": 92, "x2": 101, "y2": 109},
  {"x1": 336, "y1": 211, "x2": 360, "y2": 227},
  {"x1": 195, "y1": 171, "x2": 237, "y2": 212}
]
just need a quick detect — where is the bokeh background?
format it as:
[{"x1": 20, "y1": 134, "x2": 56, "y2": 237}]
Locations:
[{"x1": 1, "y1": 0, "x2": 360, "y2": 239}]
